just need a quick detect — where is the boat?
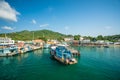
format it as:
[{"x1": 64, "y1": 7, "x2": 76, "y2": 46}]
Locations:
[
  {"x1": 56, "y1": 43, "x2": 80, "y2": 56},
  {"x1": 50, "y1": 45, "x2": 77, "y2": 65},
  {"x1": 103, "y1": 44, "x2": 109, "y2": 48},
  {"x1": 43, "y1": 43, "x2": 51, "y2": 49},
  {"x1": 0, "y1": 45, "x2": 18, "y2": 57}
]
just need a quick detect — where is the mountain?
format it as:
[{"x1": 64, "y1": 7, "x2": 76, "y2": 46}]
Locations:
[{"x1": 0, "y1": 29, "x2": 67, "y2": 41}]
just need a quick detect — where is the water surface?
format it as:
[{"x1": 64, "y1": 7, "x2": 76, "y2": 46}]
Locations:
[{"x1": 0, "y1": 46, "x2": 120, "y2": 80}]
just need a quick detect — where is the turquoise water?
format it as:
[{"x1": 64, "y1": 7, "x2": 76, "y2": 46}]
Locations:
[{"x1": 0, "y1": 46, "x2": 120, "y2": 80}]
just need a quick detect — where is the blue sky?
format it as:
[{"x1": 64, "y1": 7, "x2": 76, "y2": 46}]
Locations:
[{"x1": 0, "y1": 0, "x2": 120, "y2": 36}]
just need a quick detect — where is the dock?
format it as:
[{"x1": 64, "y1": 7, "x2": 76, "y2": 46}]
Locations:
[{"x1": 67, "y1": 47, "x2": 80, "y2": 56}]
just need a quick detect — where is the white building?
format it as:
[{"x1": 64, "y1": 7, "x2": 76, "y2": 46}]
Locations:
[
  {"x1": 96, "y1": 40, "x2": 104, "y2": 44},
  {"x1": 0, "y1": 37, "x2": 15, "y2": 45},
  {"x1": 80, "y1": 37, "x2": 84, "y2": 41},
  {"x1": 82, "y1": 39, "x2": 91, "y2": 43},
  {"x1": 64, "y1": 37, "x2": 74, "y2": 42}
]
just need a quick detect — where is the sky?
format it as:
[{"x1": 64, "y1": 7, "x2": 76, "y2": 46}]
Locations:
[{"x1": 0, "y1": 0, "x2": 120, "y2": 36}]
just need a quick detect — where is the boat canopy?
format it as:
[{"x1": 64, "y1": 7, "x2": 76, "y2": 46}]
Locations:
[{"x1": 56, "y1": 46, "x2": 72, "y2": 59}]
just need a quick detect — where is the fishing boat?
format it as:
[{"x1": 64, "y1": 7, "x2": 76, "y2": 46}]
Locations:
[{"x1": 50, "y1": 45, "x2": 77, "y2": 65}]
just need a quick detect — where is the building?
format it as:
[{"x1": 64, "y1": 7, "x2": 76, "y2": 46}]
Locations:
[
  {"x1": 82, "y1": 39, "x2": 91, "y2": 43},
  {"x1": 16, "y1": 41, "x2": 25, "y2": 47},
  {"x1": 33, "y1": 39, "x2": 45, "y2": 47},
  {"x1": 80, "y1": 37, "x2": 84, "y2": 41},
  {"x1": 64, "y1": 37, "x2": 74, "y2": 42},
  {"x1": 114, "y1": 42, "x2": 120, "y2": 45},
  {"x1": 47, "y1": 39, "x2": 59, "y2": 44},
  {"x1": 96, "y1": 40, "x2": 105, "y2": 44},
  {"x1": 0, "y1": 37, "x2": 15, "y2": 45}
]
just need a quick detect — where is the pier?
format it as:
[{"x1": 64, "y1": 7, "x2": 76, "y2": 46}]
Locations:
[{"x1": 67, "y1": 47, "x2": 80, "y2": 56}]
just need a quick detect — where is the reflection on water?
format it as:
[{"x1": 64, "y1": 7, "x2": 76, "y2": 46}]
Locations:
[
  {"x1": 43, "y1": 48, "x2": 50, "y2": 53},
  {"x1": 33, "y1": 49, "x2": 44, "y2": 57},
  {"x1": 0, "y1": 57, "x2": 10, "y2": 65}
]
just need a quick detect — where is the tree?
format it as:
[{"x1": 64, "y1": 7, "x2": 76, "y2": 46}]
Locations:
[
  {"x1": 57, "y1": 37, "x2": 64, "y2": 41},
  {"x1": 38, "y1": 37, "x2": 47, "y2": 42},
  {"x1": 91, "y1": 37, "x2": 97, "y2": 42},
  {"x1": 97, "y1": 35, "x2": 104, "y2": 40},
  {"x1": 74, "y1": 35, "x2": 80, "y2": 40}
]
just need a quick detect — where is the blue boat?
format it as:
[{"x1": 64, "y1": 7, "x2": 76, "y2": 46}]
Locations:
[{"x1": 50, "y1": 46, "x2": 77, "y2": 64}]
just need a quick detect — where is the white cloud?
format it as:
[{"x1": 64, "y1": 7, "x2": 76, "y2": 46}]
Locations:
[
  {"x1": 0, "y1": 0, "x2": 20, "y2": 22},
  {"x1": 32, "y1": 19, "x2": 37, "y2": 24},
  {"x1": 40, "y1": 24, "x2": 49, "y2": 27},
  {"x1": 2, "y1": 26, "x2": 14, "y2": 30},
  {"x1": 64, "y1": 26, "x2": 69, "y2": 30}
]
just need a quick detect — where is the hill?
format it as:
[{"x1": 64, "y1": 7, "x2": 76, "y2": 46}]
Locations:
[{"x1": 0, "y1": 29, "x2": 67, "y2": 41}]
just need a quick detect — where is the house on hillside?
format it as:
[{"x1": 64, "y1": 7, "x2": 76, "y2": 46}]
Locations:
[{"x1": 33, "y1": 39, "x2": 45, "y2": 48}]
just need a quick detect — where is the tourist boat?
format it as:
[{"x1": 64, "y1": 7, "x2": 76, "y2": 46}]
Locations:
[
  {"x1": 0, "y1": 45, "x2": 18, "y2": 57},
  {"x1": 50, "y1": 46, "x2": 77, "y2": 65}
]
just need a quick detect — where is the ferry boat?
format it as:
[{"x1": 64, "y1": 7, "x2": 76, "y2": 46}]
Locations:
[{"x1": 50, "y1": 45, "x2": 77, "y2": 65}]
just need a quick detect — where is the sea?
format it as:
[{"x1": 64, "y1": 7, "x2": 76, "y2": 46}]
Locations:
[{"x1": 0, "y1": 46, "x2": 120, "y2": 80}]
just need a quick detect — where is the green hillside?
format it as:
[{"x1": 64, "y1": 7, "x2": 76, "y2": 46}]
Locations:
[{"x1": 0, "y1": 29, "x2": 66, "y2": 41}]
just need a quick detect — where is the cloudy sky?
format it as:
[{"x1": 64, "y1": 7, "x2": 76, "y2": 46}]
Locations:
[{"x1": 0, "y1": 0, "x2": 120, "y2": 36}]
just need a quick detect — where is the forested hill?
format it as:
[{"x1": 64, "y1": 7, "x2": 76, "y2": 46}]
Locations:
[
  {"x1": 0, "y1": 29, "x2": 66, "y2": 41},
  {"x1": 0, "y1": 29, "x2": 120, "y2": 42}
]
